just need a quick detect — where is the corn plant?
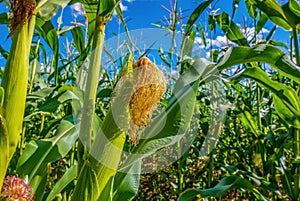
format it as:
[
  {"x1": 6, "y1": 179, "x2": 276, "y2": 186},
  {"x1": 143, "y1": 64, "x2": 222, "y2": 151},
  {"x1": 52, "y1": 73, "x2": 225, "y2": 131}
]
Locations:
[
  {"x1": 0, "y1": 0, "x2": 73, "y2": 194},
  {"x1": 178, "y1": 0, "x2": 300, "y2": 200},
  {"x1": 0, "y1": 0, "x2": 300, "y2": 200},
  {"x1": 0, "y1": 0, "x2": 37, "y2": 190}
]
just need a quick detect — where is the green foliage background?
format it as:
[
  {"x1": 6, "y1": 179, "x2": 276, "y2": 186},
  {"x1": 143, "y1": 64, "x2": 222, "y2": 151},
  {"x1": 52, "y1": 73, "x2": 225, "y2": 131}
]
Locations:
[{"x1": 0, "y1": 0, "x2": 299, "y2": 200}]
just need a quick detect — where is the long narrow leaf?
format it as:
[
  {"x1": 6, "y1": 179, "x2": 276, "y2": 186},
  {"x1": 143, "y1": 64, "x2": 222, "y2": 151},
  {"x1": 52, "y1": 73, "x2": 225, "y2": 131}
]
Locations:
[
  {"x1": 46, "y1": 165, "x2": 78, "y2": 201},
  {"x1": 240, "y1": 67, "x2": 300, "y2": 112},
  {"x1": 112, "y1": 161, "x2": 141, "y2": 201},
  {"x1": 214, "y1": 44, "x2": 300, "y2": 84},
  {"x1": 72, "y1": 162, "x2": 100, "y2": 201},
  {"x1": 214, "y1": 12, "x2": 249, "y2": 46},
  {"x1": 253, "y1": 0, "x2": 291, "y2": 30},
  {"x1": 178, "y1": 176, "x2": 267, "y2": 201},
  {"x1": 237, "y1": 67, "x2": 300, "y2": 128},
  {"x1": 17, "y1": 118, "x2": 79, "y2": 180},
  {"x1": 184, "y1": 0, "x2": 212, "y2": 36},
  {"x1": 37, "y1": 0, "x2": 71, "y2": 21}
]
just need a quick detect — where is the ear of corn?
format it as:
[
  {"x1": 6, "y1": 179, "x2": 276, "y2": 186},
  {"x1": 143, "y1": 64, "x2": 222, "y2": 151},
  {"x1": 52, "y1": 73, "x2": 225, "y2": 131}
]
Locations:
[
  {"x1": 74, "y1": 56, "x2": 166, "y2": 200},
  {"x1": 0, "y1": 0, "x2": 36, "y2": 190},
  {"x1": 126, "y1": 57, "x2": 167, "y2": 144},
  {"x1": 0, "y1": 87, "x2": 7, "y2": 188},
  {"x1": 0, "y1": 115, "x2": 8, "y2": 191}
]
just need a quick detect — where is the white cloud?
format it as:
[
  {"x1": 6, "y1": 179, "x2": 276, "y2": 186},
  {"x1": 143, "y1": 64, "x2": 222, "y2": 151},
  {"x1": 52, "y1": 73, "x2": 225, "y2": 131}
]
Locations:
[
  {"x1": 195, "y1": 35, "x2": 232, "y2": 49},
  {"x1": 112, "y1": 2, "x2": 128, "y2": 16},
  {"x1": 213, "y1": 35, "x2": 231, "y2": 47},
  {"x1": 70, "y1": 3, "x2": 86, "y2": 17},
  {"x1": 124, "y1": 0, "x2": 135, "y2": 2},
  {"x1": 243, "y1": 27, "x2": 269, "y2": 41},
  {"x1": 194, "y1": 37, "x2": 205, "y2": 49},
  {"x1": 119, "y1": 2, "x2": 128, "y2": 11},
  {"x1": 195, "y1": 25, "x2": 270, "y2": 50}
]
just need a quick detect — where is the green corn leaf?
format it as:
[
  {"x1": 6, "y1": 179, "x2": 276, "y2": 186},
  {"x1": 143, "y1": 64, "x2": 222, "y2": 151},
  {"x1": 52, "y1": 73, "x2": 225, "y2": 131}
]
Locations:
[
  {"x1": 37, "y1": 87, "x2": 82, "y2": 113},
  {"x1": 279, "y1": 158, "x2": 295, "y2": 199},
  {"x1": 181, "y1": 0, "x2": 211, "y2": 68},
  {"x1": 214, "y1": 44, "x2": 300, "y2": 84},
  {"x1": 274, "y1": 96, "x2": 300, "y2": 129},
  {"x1": 0, "y1": 45, "x2": 9, "y2": 60},
  {"x1": 158, "y1": 48, "x2": 172, "y2": 69},
  {"x1": 0, "y1": 115, "x2": 8, "y2": 190},
  {"x1": 112, "y1": 161, "x2": 141, "y2": 201},
  {"x1": 181, "y1": 29, "x2": 197, "y2": 73},
  {"x1": 184, "y1": 0, "x2": 212, "y2": 36},
  {"x1": 268, "y1": 40, "x2": 288, "y2": 49},
  {"x1": 97, "y1": 177, "x2": 113, "y2": 201},
  {"x1": 17, "y1": 117, "x2": 79, "y2": 200},
  {"x1": 236, "y1": 67, "x2": 300, "y2": 129},
  {"x1": 0, "y1": 87, "x2": 4, "y2": 108},
  {"x1": 30, "y1": 168, "x2": 48, "y2": 201},
  {"x1": 289, "y1": 0, "x2": 300, "y2": 17},
  {"x1": 199, "y1": 24, "x2": 207, "y2": 47},
  {"x1": 214, "y1": 12, "x2": 249, "y2": 46},
  {"x1": 281, "y1": 2, "x2": 300, "y2": 28},
  {"x1": 27, "y1": 87, "x2": 55, "y2": 99},
  {"x1": 0, "y1": 12, "x2": 9, "y2": 24},
  {"x1": 178, "y1": 176, "x2": 267, "y2": 201},
  {"x1": 98, "y1": 161, "x2": 141, "y2": 201},
  {"x1": 35, "y1": 17, "x2": 58, "y2": 52},
  {"x1": 71, "y1": 27, "x2": 85, "y2": 54},
  {"x1": 72, "y1": 162, "x2": 100, "y2": 201},
  {"x1": 17, "y1": 118, "x2": 79, "y2": 182},
  {"x1": 240, "y1": 67, "x2": 300, "y2": 112},
  {"x1": 253, "y1": 0, "x2": 291, "y2": 30},
  {"x1": 37, "y1": 0, "x2": 71, "y2": 21},
  {"x1": 35, "y1": 17, "x2": 60, "y2": 84},
  {"x1": 45, "y1": 165, "x2": 78, "y2": 201},
  {"x1": 97, "y1": 88, "x2": 113, "y2": 98},
  {"x1": 245, "y1": 0, "x2": 257, "y2": 19},
  {"x1": 256, "y1": 12, "x2": 269, "y2": 34},
  {"x1": 237, "y1": 108, "x2": 260, "y2": 137},
  {"x1": 208, "y1": 14, "x2": 216, "y2": 32},
  {"x1": 57, "y1": 25, "x2": 77, "y2": 35},
  {"x1": 265, "y1": 25, "x2": 277, "y2": 42},
  {"x1": 73, "y1": 0, "x2": 120, "y2": 38},
  {"x1": 98, "y1": 0, "x2": 121, "y2": 18}
]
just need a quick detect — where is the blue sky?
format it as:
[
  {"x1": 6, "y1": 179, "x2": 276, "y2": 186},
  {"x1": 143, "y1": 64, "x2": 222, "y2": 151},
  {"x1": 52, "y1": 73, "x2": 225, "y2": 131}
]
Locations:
[{"x1": 0, "y1": 0, "x2": 293, "y2": 68}]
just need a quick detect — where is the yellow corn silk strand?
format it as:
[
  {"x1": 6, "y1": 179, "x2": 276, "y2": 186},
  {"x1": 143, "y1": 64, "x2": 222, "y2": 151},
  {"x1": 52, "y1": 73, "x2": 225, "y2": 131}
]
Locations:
[
  {"x1": 119, "y1": 57, "x2": 167, "y2": 145},
  {"x1": 128, "y1": 52, "x2": 134, "y2": 73}
]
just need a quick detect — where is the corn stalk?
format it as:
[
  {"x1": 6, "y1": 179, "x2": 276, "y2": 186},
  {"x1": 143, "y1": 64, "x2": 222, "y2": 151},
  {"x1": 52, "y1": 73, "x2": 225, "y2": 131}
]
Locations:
[
  {"x1": 72, "y1": 1, "x2": 125, "y2": 200},
  {"x1": 293, "y1": 26, "x2": 300, "y2": 199},
  {"x1": 0, "y1": 0, "x2": 36, "y2": 189}
]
